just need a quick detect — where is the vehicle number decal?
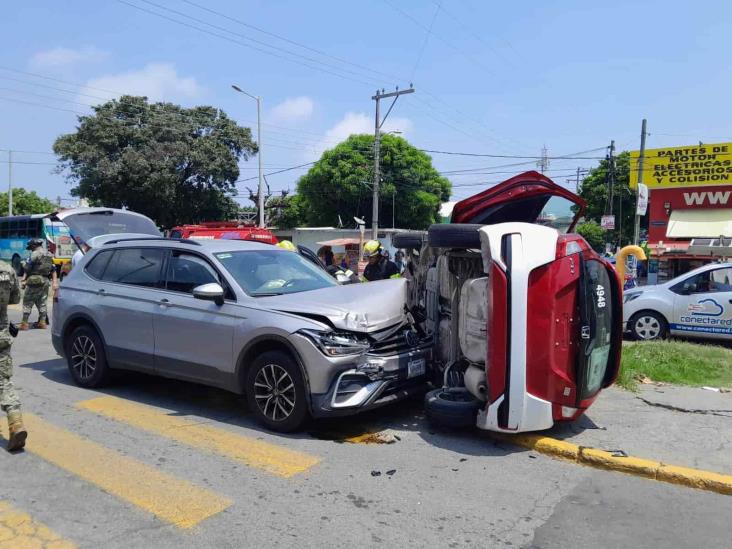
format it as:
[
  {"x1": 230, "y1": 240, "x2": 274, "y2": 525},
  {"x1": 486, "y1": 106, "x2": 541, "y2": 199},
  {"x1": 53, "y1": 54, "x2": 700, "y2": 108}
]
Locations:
[{"x1": 595, "y1": 284, "x2": 606, "y2": 309}]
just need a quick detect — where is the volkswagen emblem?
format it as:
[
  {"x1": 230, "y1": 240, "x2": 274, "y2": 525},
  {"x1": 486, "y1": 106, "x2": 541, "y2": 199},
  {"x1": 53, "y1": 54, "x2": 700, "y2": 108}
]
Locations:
[{"x1": 404, "y1": 330, "x2": 419, "y2": 347}]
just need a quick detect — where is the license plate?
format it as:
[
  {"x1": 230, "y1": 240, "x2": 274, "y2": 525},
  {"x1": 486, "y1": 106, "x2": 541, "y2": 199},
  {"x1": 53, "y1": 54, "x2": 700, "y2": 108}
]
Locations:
[{"x1": 407, "y1": 358, "x2": 426, "y2": 379}]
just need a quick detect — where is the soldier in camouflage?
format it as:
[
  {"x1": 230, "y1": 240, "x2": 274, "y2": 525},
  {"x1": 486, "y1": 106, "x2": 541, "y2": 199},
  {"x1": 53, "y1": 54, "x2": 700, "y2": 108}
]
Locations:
[
  {"x1": 20, "y1": 239, "x2": 57, "y2": 331},
  {"x1": 0, "y1": 259, "x2": 27, "y2": 451}
]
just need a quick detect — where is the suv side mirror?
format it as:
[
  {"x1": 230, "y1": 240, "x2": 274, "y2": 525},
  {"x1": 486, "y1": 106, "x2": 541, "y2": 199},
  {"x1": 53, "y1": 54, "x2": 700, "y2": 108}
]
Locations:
[{"x1": 193, "y1": 283, "x2": 225, "y2": 306}]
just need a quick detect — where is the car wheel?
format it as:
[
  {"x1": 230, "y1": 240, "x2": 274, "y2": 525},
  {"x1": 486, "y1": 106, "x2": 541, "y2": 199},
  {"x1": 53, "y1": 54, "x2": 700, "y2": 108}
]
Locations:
[
  {"x1": 427, "y1": 224, "x2": 483, "y2": 249},
  {"x1": 630, "y1": 311, "x2": 667, "y2": 341},
  {"x1": 245, "y1": 350, "x2": 309, "y2": 433},
  {"x1": 424, "y1": 387, "x2": 482, "y2": 429},
  {"x1": 66, "y1": 325, "x2": 111, "y2": 387},
  {"x1": 393, "y1": 232, "x2": 424, "y2": 249}
]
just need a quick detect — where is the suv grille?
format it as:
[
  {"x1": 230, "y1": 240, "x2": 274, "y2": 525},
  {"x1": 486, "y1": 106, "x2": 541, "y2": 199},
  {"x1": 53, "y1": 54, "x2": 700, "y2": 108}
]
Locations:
[{"x1": 369, "y1": 328, "x2": 423, "y2": 356}]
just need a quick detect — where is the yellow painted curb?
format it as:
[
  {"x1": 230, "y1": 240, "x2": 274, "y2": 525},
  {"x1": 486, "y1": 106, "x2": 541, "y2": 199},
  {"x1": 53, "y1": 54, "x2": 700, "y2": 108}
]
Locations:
[{"x1": 493, "y1": 433, "x2": 732, "y2": 496}]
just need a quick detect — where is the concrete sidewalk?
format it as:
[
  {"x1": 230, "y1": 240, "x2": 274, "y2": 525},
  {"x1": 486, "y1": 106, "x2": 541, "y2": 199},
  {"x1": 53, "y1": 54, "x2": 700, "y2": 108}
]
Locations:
[{"x1": 545, "y1": 386, "x2": 732, "y2": 475}]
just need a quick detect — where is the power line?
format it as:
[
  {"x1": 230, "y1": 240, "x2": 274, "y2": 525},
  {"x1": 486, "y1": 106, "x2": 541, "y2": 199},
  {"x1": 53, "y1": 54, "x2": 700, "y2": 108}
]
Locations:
[{"x1": 411, "y1": 2, "x2": 440, "y2": 81}]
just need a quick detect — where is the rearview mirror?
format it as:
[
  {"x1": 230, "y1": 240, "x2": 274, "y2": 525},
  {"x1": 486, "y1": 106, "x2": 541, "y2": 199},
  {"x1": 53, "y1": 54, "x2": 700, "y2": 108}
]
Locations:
[{"x1": 192, "y1": 283, "x2": 225, "y2": 306}]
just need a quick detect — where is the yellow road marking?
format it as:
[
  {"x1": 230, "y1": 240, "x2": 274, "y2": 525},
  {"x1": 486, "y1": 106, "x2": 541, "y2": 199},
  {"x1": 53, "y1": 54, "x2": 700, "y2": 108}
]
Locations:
[
  {"x1": 0, "y1": 501, "x2": 76, "y2": 549},
  {"x1": 77, "y1": 396, "x2": 320, "y2": 478},
  {"x1": 0, "y1": 414, "x2": 231, "y2": 529}
]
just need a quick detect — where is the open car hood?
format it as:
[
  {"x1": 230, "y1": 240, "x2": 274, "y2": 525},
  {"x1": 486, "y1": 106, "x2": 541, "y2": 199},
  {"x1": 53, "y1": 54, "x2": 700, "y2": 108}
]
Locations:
[
  {"x1": 254, "y1": 278, "x2": 407, "y2": 333},
  {"x1": 51, "y1": 208, "x2": 161, "y2": 243},
  {"x1": 451, "y1": 171, "x2": 586, "y2": 232}
]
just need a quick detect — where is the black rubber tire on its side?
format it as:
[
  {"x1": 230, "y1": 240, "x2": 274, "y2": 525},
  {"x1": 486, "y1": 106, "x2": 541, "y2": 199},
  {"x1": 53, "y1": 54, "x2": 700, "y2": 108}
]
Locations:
[
  {"x1": 65, "y1": 325, "x2": 111, "y2": 388},
  {"x1": 245, "y1": 350, "x2": 310, "y2": 433},
  {"x1": 11, "y1": 254, "x2": 22, "y2": 276},
  {"x1": 427, "y1": 224, "x2": 483, "y2": 249},
  {"x1": 424, "y1": 387, "x2": 482, "y2": 429},
  {"x1": 629, "y1": 310, "x2": 668, "y2": 341},
  {"x1": 393, "y1": 232, "x2": 424, "y2": 249}
]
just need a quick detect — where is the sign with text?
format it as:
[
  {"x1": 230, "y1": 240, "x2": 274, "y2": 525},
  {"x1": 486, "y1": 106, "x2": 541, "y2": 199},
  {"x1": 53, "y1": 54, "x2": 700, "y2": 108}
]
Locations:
[
  {"x1": 636, "y1": 183, "x2": 649, "y2": 215},
  {"x1": 601, "y1": 215, "x2": 615, "y2": 230},
  {"x1": 630, "y1": 142, "x2": 732, "y2": 189}
]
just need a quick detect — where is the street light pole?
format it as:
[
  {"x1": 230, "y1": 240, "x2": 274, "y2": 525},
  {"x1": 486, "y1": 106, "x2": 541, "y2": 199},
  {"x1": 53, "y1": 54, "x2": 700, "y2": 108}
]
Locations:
[{"x1": 232, "y1": 84, "x2": 265, "y2": 227}]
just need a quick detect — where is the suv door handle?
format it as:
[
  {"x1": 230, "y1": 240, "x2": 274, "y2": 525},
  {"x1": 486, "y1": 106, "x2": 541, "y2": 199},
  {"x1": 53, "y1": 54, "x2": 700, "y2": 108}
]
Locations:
[
  {"x1": 159, "y1": 298, "x2": 170, "y2": 305},
  {"x1": 97, "y1": 288, "x2": 106, "y2": 296}
]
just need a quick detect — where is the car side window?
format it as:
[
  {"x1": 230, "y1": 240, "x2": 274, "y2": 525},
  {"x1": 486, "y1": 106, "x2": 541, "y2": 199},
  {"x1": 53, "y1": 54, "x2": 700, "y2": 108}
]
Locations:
[
  {"x1": 84, "y1": 250, "x2": 114, "y2": 280},
  {"x1": 710, "y1": 267, "x2": 732, "y2": 292},
  {"x1": 101, "y1": 248, "x2": 165, "y2": 288},
  {"x1": 165, "y1": 252, "x2": 221, "y2": 294}
]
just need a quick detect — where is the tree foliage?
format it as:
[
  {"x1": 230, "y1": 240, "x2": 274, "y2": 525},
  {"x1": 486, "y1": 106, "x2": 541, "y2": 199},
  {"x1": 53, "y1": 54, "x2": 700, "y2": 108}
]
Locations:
[
  {"x1": 0, "y1": 188, "x2": 58, "y2": 215},
  {"x1": 267, "y1": 194, "x2": 303, "y2": 229},
  {"x1": 576, "y1": 221, "x2": 606, "y2": 252},
  {"x1": 53, "y1": 95, "x2": 257, "y2": 228},
  {"x1": 577, "y1": 151, "x2": 637, "y2": 246},
  {"x1": 296, "y1": 134, "x2": 451, "y2": 229}
]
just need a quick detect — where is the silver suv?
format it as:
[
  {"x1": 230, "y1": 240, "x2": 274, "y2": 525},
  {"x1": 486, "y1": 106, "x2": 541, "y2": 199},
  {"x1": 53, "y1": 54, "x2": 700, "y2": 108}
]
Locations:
[{"x1": 52, "y1": 228, "x2": 431, "y2": 432}]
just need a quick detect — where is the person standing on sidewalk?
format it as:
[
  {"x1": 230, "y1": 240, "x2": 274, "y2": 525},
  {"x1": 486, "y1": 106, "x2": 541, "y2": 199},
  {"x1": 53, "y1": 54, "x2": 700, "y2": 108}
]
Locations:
[
  {"x1": 0, "y1": 259, "x2": 26, "y2": 451},
  {"x1": 19, "y1": 239, "x2": 57, "y2": 331}
]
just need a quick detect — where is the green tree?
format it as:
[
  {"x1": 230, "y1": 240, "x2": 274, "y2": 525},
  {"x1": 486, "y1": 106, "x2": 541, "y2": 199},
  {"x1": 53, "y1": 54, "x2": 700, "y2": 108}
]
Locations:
[
  {"x1": 53, "y1": 95, "x2": 257, "y2": 228},
  {"x1": 0, "y1": 188, "x2": 58, "y2": 215},
  {"x1": 267, "y1": 194, "x2": 303, "y2": 229},
  {"x1": 296, "y1": 134, "x2": 452, "y2": 229},
  {"x1": 576, "y1": 220, "x2": 606, "y2": 252},
  {"x1": 577, "y1": 151, "x2": 637, "y2": 246}
]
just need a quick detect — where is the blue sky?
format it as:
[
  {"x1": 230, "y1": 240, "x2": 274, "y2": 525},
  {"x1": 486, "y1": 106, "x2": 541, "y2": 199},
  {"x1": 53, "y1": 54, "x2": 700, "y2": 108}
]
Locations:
[{"x1": 2, "y1": 0, "x2": 731, "y2": 207}]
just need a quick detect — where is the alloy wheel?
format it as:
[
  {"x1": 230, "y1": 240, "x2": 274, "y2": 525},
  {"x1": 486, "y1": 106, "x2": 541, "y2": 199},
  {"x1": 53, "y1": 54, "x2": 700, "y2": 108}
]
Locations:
[
  {"x1": 634, "y1": 315, "x2": 661, "y2": 340},
  {"x1": 253, "y1": 364, "x2": 296, "y2": 422},
  {"x1": 71, "y1": 335, "x2": 97, "y2": 379}
]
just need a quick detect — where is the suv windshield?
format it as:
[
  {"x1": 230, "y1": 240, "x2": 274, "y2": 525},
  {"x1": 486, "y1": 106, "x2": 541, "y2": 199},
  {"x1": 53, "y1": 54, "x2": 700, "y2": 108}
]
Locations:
[
  {"x1": 577, "y1": 258, "x2": 617, "y2": 400},
  {"x1": 215, "y1": 250, "x2": 338, "y2": 296}
]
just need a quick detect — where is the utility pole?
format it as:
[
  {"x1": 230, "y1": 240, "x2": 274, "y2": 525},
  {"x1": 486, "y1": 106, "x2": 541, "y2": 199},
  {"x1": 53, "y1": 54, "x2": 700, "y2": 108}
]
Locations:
[
  {"x1": 576, "y1": 166, "x2": 582, "y2": 192},
  {"x1": 7, "y1": 150, "x2": 12, "y2": 216},
  {"x1": 231, "y1": 84, "x2": 265, "y2": 227},
  {"x1": 372, "y1": 85, "x2": 414, "y2": 239},
  {"x1": 536, "y1": 145, "x2": 550, "y2": 173},
  {"x1": 633, "y1": 119, "x2": 647, "y2": 245},
  {"x1": 607, "y1": 140, "x2": 616, "y2": 215}
]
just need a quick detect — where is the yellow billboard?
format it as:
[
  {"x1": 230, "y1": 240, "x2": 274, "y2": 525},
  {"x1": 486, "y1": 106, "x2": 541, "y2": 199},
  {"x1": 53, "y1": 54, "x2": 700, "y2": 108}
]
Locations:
[{"x1": 629, "y1": 142, "x2": 732, "y2": 189}]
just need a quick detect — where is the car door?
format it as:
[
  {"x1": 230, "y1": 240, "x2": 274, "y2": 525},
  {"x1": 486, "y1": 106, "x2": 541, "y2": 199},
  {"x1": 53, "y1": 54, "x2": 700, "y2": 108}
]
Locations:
[
  {"x1": 671, "y1": 267, "x2": 732, "y2": 340},
  {"x1": 93, "y1": 247, "x2": 166, "y2": 371},
  {"x1": 450, "y1": 170, "x2": 586, "y2": 232},
  {"x1": 153, "y1": 250, "x2": 238, "y2": 387}
]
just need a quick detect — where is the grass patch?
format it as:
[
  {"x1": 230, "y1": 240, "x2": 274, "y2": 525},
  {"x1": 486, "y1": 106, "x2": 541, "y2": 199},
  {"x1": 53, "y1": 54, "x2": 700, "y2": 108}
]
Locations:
[{"x1": 617, "y1": 340, "x2": 732, "y2": 391}]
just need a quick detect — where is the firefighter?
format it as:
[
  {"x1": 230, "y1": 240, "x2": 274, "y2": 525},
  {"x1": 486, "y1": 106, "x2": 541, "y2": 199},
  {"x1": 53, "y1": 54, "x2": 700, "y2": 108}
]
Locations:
[{"x1": 362, "y1": 240, "x2": 400, "y2": 281}]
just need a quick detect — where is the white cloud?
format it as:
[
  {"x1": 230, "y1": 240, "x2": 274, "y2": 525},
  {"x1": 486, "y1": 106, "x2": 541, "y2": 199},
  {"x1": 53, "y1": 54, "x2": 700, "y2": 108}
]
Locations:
[
  {"x1": 270, "y1": 96, "x2": 314, "y2": 124},
  {"x1": 308, "y1": 111, "x2": 413, "y2": 160},
  {"x1": 29, "y1": 46, "x2": 109, "y2": 70},
  {"x1": 83, "y1": 63, "x2": 201, "y2": 103}
]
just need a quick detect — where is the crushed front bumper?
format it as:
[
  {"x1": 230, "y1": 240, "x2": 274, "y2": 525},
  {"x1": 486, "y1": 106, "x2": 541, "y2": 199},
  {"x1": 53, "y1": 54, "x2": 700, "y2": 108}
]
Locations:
[{"x1": 309, "y1": 343, "x2": 433, "y2": 418}]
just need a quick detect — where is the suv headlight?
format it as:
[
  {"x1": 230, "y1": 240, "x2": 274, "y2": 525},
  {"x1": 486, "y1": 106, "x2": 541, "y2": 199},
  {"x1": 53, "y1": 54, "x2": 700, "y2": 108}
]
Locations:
[
  {"x1": 624, "y1": 291, "x2": 642, "y2": 304},
  {"x1": 299, "y1": 329, "x2": 371, "y2": 356}
]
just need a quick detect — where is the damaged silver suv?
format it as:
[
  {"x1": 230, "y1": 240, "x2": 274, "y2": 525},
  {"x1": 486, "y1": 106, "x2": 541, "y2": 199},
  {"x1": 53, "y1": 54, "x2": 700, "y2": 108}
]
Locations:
[{"x1": 52, "y1": 209, "x2": 431, "y2": 431}]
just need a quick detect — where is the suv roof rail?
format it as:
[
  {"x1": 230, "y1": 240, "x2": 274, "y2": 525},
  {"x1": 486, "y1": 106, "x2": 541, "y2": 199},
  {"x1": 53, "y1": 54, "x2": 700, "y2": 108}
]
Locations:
[{"x1": 102, "y1": 237, "x2": 202, "y2": 246}]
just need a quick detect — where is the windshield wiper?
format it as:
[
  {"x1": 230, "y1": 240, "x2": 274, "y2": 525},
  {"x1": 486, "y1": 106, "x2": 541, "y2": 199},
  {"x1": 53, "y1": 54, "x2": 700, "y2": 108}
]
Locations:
[{"x1": 252, "y1": 292, "x2": 285, "y2": 297}]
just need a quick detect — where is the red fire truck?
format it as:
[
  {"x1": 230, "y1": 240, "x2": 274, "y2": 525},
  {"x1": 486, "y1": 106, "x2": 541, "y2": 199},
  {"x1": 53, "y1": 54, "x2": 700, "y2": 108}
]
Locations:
[{"x1": 169, "y1": 222, "x2": 278, "y2": 245}]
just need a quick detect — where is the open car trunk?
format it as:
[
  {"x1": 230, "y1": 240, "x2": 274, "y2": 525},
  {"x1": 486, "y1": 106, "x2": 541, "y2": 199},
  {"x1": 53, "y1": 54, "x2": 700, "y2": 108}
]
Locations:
[{"x1": 50, "y1": 208, "x2": 161, "y2": 244}]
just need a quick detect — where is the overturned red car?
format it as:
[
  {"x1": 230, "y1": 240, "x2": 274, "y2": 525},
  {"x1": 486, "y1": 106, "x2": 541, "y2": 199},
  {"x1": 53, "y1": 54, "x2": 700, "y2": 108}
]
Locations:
[{"x1": 397, "y1": 171, "x2": 621, "y2": 433}]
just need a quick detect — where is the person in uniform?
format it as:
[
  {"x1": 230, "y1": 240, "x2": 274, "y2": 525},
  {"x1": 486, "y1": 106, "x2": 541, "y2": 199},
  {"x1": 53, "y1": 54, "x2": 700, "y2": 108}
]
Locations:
[
  {"x1": 19, "y1": 239, "x2": 57, "y2": 331},
  {"x1": 362, "y1": 240, "x2": 400, "y2": 281},
  {"x1": 0, "y1": 260, "x2": 26, "y2": 451}
]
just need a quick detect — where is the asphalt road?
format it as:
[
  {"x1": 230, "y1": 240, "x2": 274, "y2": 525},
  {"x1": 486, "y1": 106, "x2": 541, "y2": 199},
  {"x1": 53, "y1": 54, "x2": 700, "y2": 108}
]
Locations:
[{"x1": 1, "y1": 308, "x2": 730, "y2": 548}]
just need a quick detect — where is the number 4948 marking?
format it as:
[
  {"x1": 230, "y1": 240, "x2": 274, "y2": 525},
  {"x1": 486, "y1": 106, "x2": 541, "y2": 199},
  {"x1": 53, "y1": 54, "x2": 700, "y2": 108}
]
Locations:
[{"x1": 596, "y1": 285, "x2": 606, "y2": 308}]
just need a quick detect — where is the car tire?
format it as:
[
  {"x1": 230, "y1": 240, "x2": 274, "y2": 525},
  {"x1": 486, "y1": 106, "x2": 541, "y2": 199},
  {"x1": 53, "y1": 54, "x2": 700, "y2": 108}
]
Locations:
[
  {"x1": 245, "y1": 350, "x2": 310, "y2": 433},
  {"x1": 65, "y1": 325, "x2": 111, "y2": 388},
  {"x1": 427, "y1": 224, "x2": 483, "y2": 249},
  {"x1": 629, "y1": 311, "x2": 668, "y2": 341},
  {"x1": 393, "y1": 232, "x2": 424, "y2": 249},
  {"x1": 424, "y1": 387, "x2": 482, "y2": 429}
]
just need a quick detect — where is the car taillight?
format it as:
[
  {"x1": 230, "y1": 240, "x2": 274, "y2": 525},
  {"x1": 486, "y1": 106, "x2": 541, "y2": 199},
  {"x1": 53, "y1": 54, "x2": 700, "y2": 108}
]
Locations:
[{"x1": 555, "y1": 234, "x2": 584, "y2": 258}]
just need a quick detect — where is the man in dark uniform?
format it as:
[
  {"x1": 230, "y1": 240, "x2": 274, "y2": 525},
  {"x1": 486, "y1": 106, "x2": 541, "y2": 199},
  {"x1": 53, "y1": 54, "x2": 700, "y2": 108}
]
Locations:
[{"x1": 362, "y1": 240, "x2": 400, "y2": 281}]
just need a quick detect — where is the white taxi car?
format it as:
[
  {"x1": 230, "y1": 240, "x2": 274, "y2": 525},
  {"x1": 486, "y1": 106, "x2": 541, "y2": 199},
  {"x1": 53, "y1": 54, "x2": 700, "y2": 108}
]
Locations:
[{"x1": 623, "y1": 262, "x2": 732, "y2": 341}]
